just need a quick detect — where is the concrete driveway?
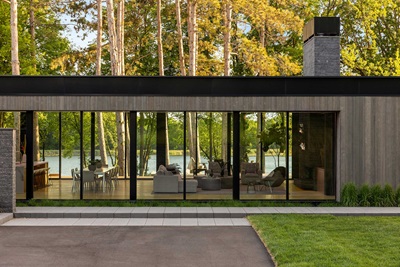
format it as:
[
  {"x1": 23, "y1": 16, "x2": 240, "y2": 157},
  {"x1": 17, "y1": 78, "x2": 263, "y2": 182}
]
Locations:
[{"x1": 0, "y1": 226, "x2": 274, "y2": 267}]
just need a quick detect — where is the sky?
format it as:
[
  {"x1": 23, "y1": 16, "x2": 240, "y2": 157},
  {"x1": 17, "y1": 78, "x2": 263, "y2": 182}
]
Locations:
[{"x1": 60, "y1": 14, "x2": 96, "y2": 49}]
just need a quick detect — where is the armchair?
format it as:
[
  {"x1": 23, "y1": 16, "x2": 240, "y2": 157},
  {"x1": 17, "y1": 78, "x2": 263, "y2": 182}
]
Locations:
[
  {"x1": 207, "y1": 161, "x2": 224, "y2": 177},
  {"x1": 240, "y1": 162, "x2": 262, "y2": 185},
  {"x1": 262, "y1": 166, "x2": 286, "y2": 192}
]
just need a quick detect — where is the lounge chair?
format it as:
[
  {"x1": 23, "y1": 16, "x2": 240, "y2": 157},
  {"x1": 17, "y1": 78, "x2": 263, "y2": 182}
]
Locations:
[{"x1": 262, "y1": 166, "x2": 286, "y2": 192}]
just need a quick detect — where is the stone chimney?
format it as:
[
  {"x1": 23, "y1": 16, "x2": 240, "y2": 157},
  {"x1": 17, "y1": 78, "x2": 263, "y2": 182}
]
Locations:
[{"x1": 303, "y1": 17, "x2": 340, "y2": 76}]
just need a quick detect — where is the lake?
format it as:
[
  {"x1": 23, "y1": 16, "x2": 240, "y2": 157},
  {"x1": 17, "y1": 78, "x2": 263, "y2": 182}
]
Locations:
[{"x1": 45, "y1": 155, "x2": 292, "y2": 177}]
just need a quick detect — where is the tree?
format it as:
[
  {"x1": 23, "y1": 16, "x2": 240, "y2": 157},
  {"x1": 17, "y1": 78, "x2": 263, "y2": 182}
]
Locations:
[{"x1": 175, "y1": 0, "x2": 185, "y2": 76}]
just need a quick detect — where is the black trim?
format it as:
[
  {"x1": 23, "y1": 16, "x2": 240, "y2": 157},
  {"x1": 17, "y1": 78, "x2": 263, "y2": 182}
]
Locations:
[
  {"x1": 91, "y1": 112, "x2": 95, "y2": 162},
  {"x1": 1, "y1": 76, "x2": 399, "y2": 96},
  {"x1": 233, "y1": 112, "x2": 240, "y2": 200},
  {"x1": 183, "y1": 112, "x2": 187, "y2": 200},
  {"x1": 58, "y1": 112, "x2": 62, "y2": 180},
  {"x1": 130, "y1": 111, "x2": 137, "y2": 200},
  {"x1": 156, "y1": 113, "x2": 166, "y2": 169},
  {"x1": 80, "y1": 111, "x2": 83, "y2": 200},
  {"x1": 26, "y1": 111, "x2": 34, "y2": 200}
]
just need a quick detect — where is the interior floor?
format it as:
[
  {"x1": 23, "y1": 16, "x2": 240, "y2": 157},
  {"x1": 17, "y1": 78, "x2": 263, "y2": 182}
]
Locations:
[{"x1": 18, "y1": 178, "x2": 335, "y2": 201}]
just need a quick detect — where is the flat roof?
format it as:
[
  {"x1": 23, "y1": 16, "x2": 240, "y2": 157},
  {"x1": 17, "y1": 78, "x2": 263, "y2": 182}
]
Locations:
[{"x1": 0, "y1": 76, "x2": 399, "y2": 96}]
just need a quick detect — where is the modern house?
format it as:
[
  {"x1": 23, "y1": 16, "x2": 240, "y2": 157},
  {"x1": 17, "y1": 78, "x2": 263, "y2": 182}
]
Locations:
[{"x1": 1, "y1": 17, "x2": 399, "y2": 203}]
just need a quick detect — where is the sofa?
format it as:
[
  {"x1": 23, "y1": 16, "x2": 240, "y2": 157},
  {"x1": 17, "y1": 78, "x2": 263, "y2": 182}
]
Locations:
[{"x1": 153, "y1": 165, "x2": 197, "y2": 193}]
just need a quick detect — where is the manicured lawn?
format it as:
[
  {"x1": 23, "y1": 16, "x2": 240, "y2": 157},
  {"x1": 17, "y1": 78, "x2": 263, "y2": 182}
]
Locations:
[{"x1": 248, "y1": 215, "x2": 400, "y2": 267}]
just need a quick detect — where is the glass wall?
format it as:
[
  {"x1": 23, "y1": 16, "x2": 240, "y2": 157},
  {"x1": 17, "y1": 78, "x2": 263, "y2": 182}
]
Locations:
[
  {"x1": 241, "y1": 112, "x2": 287, "y2": 200},
  {"x1": 17, "y1": 110, "x2": 336, "y2": 201},
  {"x1": 187, "y1": 112, "x2": 233, "y2": 200},
  {"x1": 289, "y1": 113, "x2": 335, "y2": 200}
]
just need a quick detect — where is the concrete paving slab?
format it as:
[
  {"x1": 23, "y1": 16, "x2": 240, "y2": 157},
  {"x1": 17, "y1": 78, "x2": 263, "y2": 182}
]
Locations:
[
  {"x1": 163, "y1": 218, "x2": 181, "y2": 226},
  {"x1": 81, "y1": 207, "x2": 103, "y2": 218},
  {"x1": 131, "y1": 207, "x2": 149, "y2": 218},
  {"x1": 243, "y1": 207, "x2": 263, "y2": 215},
  {"x1": 114, "y1": 207, "x2": 135, "y2": 218},
  {"x1": 214, "y1": 218, "x2": 233, "y2": 226},
  {"x1": 228, "y1": 207, "x2": 246, "y2": 218},
  {"x1": 127, "y1": 218, "x2": 147, "y2": 226},
  {"x1": 164, "y1": 207, "x2": 181, "y2": 218},
  {"x1": 232, "y1": 218, "x2": 251, "y2": 226},
  {"x1": 0, "y1": 226, "x2": 274, "y2": 267},
  {"x1": 148, "y1": 207, "x2": 166, "y2": 217},
  {"x1": 97, "y1": 207, "x2": 119, "y2": 218},
  {"x1": 180, "y1": 207, "x2": 197, "y2": 218},
  {"x1": 258, "y1": 207, "x2": 279, "y2": 213},
  {"x1": 0, "y1": 213, "x2": 13, "y2": 225},
  {"x1": 109, "y1": 218, "x2": 130, "y2": 226},
  {"x1": 197, "y1": 207, "x2": 214, "y2": 218},
  {"x1": 73, "y1": 218, "x2": 96, "y2": 226},
  {"x1": 198, "y1": 218, "x2": 215, "y2": 226},
  {"x1": 212, "y1": 207, "x2": 230, "y2": 218},
  {"x1": 145, "y1": 218, "x2": 164, "y2": 226},
  {"x1": 180, "y1": 218, "x2": 198, "y2": 226},
  {"x1": 92, "y1": 218, "x2": 114, "y2": 226}
]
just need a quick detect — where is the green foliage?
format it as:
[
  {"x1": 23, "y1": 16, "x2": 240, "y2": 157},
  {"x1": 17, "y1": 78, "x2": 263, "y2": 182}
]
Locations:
[
  {"x1": 369, "y1": 185, "x2": 383, "y2": 207},
  {"x1": 18, "y1": 199, "x2": 315, "y2": 207},
  {"x1": 358, "y1": 184, "x2": 370, "y2": 207},
  {"x1": 381, "y1": 184, "x2": 396, "y2": 207},
  {"x1": 341, "y1": 182, "x2": 358, "y2": 206},
  {"x1": 395, "y1": 186, "x2": 400, "y2": 207}
]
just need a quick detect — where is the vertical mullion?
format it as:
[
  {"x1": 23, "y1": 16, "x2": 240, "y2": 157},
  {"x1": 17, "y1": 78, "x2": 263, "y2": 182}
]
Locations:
[
  {"x1": 183, "y1": 112, "x2": 187, "y2": 200},
  {"x1": 286, "y1": 112, "x2": 289, "y2": 201},
  {"x1": 80, "y1": 111, "x2": 83, "y2": 200},
  {"x1": 130, "y1": 111, "x2": 137, "y2": 200},
  {"x1": 233, "y1": 111, "x2": 240, "y2": 200},
  {"x1": 26, "y1": 111, "x2": 34, "y2": 200}
]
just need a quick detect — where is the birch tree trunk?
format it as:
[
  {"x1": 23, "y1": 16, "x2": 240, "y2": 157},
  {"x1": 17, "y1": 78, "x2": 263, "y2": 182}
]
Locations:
[
  {"x1": 257, "y1": 112, "x2": 265, "y2": 173},
  {"x1": 188, "y1": 0, "x2": 197, "y2": 76},
  {"x1": 175, "y1": 0, "x2": 185, "y2": 76},
  {"x1": 96, "y1": 0, "x2": 108, "y2": 166},
  {"x1": 156, "y1": 0, "x2": 164, "y2": 76},
  {"x1": 106, "y1": 0, "x2": 120, "y2": 75},
  {"x1": 11, "y1": 0, "x2": 20, "y2": 157},
  {"x1": 28, "y1": 0, "x2": 40, "y2": 161},
  {"x1": 223, "y1": 0, "x2": 231, "y2": 77},
  {"x1": 116, "y1": 112, "x2": 125, "y2": 175},
  {"x1": 116, "y1": 0, "x2": 125, "y2": 75},
  {"x1": 222, "y1": 1, "x2": 232, "y2": 164},
  {"x1": 260, "y1": 23, "x2": 265, "y2": 48},
  {"x1": 187, "y1": 0, "x2": 200, "y2": 172},
  {"x1": 107, "y1": 0, "x2": 125, "y2": 174},
  {"x1": 139, "y1": 113, "x2": 145, "y2": 176},
  {"x1": 97, "y1": 113, "x2": 108, "y2": 166},
  {"x1": 10, "y1": 0, "x2": 19, "y2": 75},
  {"x1": 96, "y1": 0, "x2": 102, "y2": 76},
  {"x1": 33, "y1": 112, "x2": 40, "y2": 161}
]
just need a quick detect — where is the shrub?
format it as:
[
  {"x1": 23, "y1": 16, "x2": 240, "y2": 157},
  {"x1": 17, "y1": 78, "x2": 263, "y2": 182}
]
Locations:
[
  {"x1": 369, "y1": 185, "x2": 383, "y2": 207},
  {"x1": 395, "y1": 186, "x2": 400, "y2": 207},
  {"x1": 341, "y1": 182, "x2": 358, "y2": 207},
  {"x1": 358, "y1": 184, "x2": 370, "y2": 207},
  {"x1": 381, "y1": 184, "x2": 396, "y2": 207}
]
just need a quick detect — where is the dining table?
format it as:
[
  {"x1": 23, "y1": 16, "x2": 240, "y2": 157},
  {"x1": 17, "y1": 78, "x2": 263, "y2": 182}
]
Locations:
[{"x1": 94, "y1": 167, "x2": 114, "y2": 192}]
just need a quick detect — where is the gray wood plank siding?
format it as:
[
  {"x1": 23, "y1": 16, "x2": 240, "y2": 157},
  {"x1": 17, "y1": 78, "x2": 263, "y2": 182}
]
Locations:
[{"x1": 1, "y1": 95, "x2": 400, "y2": 194}]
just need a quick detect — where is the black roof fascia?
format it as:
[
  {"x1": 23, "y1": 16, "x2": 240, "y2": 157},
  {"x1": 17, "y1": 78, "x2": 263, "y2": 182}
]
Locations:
[{"x1": 0, "y1": 76, "x2": 399, "y2": 96}]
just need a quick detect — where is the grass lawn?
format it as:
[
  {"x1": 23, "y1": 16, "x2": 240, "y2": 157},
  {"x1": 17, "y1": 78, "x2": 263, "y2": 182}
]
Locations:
[
  {"x1": 248, "y1": 215, "x2": 400, "y2": 267},
  {"x1": 16, "y1": 199, "x2": 321, "y2": 207}
]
